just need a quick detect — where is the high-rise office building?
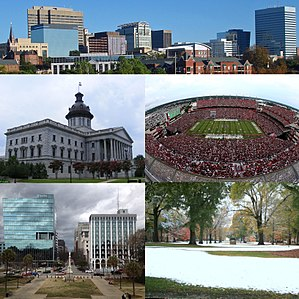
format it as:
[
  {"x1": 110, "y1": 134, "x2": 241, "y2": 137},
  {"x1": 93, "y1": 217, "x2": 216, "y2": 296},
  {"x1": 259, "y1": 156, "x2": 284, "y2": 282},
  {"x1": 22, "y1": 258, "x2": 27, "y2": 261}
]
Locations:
[
  {"x1": 217, "y1": 29, "x2": 250, "y2": 57},
  {"x1": 152, "y1": 30, "x2": 172, "y2": 49},
  {"x1": 88, "y1": 32, "x2": 127, "y2": 55},
  {"x1": 209, "y1": 38, "x2": 233, "y2": 57},
  {"x1": 116, "y1": 22, "x2": 152, "y2": 52},
  {"x1": 2, "y1": 194, "x2": 56, "y2": 262},
  {"x1": 89, "y1": 209, "x2": 137, "y2": 269},
  {"x1": 74, "y1": 222, "x2": 89, "y2": 261},
  {"x1": 27, "y1": 6, "x2": 84, "y2": 48},
  {"x1": 31, "y1": 24, "x2": 78, "y2": 57},
  {"x1": 255, "y1": 6, "x2": 296, "y2": 58}
]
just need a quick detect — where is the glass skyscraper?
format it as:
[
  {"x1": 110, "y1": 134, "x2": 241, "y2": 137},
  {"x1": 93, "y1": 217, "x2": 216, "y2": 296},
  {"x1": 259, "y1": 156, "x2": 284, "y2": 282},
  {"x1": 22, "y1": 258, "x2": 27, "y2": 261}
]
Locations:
[
  {"x1": 2, "y1": 194, "x2": 56, "y2": 262},
  {"x1": 255, "y1": 6, "x2": 296, "y2": 58}
]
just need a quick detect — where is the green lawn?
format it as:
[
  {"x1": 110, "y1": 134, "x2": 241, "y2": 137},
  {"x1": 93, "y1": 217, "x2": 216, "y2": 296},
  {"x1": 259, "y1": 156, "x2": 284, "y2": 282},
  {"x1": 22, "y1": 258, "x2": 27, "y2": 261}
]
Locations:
[
  {"x1": 108, "y1": 177, "x2": 145, "y2": 183},
  {"x1": 0, "y1": 276, "x2": 33, "y2": 298},
  {"x1": 146, "y1": 277, "x2": 298, "y2": 299},
  {"x1": 36, "y1": 278, "x2": 102, "y2": 298},
  {"x1": 189, "y1": 120, "x2": 263, "y2": 138},
  {"x1": 146, "y1": 242, "x2": 213, "y2": 248},
  {"x1": 18, "y1": 178, "x2": 106, "y2": 183},
  {"x1": 207, "y1": 251, "x2": 287, "y2": 258}
]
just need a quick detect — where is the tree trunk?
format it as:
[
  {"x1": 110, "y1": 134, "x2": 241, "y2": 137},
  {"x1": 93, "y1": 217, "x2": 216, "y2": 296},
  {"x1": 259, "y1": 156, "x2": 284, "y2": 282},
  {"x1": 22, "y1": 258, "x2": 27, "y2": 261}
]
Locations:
[
  {"x1": 189, "y1": 227, "x2": 197, "y2": 245},
  {"x1": 153, "y1": 208, "x2": 159, "y2": 242},
  {"x1": 257, "y1": 220, "x2": 264, "y2": 245},
  {"x1": 198, "y1": 226, "x2": 204, "y2": 244}
]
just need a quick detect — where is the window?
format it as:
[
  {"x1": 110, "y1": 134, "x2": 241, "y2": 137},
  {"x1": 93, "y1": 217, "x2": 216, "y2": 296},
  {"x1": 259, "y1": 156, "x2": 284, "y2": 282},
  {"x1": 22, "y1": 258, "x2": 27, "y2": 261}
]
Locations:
[
  {"x1": 68, "y1": 151, "x2": 71, "y2": 159},
  {"x1": 21, "y1": 137, "x2": 28, "y2": 144},
  {"x1": 92, "y1": 142, "x2": 95, "y2": 148},
  {"x1": 61, "y1": 165, "x2": 63, "y2": 173},
  {"x1": 81, "y1": 152, "x2": 84, "y2": 160},
  {"x1": 52, "y1": 148, "x2": 56, "y2": 157},
  {"x1": 31, "y1": 136, "x2": 34, "y2": 142},
  {"x1": 61, "y1": 137, "x2": 64, "y2": 143},
  {"x1": 38, "y1": 147, "x2": 42, "y2": 157},
  {"x1": 53, "y1": 135, "x2": 56, "y2": 142},
  {"x1": 74, "y1": 151, "x2": 77, "y2": 160},
  {"x1": 31, "y1": 148, "x2": 34, "y2": 157},
  {"x1": 60, "y1": 149, "x2": 64, "y2": 158},
  {"x1": 38, "y1": 134, "x2": 42, "y2": 141},
  {"x1": 15, "y1": 139, "x2": 18, "y2": 145},
  {"x1": 92, "y1": 153, "x2": 95, "y2": 161},
  {"x1": 9, "y1": 140, "x2": 12, "y2": 146},
  {"x1": 75, "y1": 141, "x2": 77, "y2": 146},
  {"x1": 68, "y1": 139, "x2": 71, "y2": 145},
  {"x1": 81, "y1": 142, "x2": 83, "y2": 148}
]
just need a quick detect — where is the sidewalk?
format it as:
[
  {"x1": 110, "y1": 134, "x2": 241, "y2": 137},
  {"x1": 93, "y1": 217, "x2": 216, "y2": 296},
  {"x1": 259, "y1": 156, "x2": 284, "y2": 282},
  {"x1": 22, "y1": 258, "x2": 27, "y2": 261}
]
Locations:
[
  {"x1": 91, "y1": 277, "x2": 124, "y2": 299},
  {"x1": 9, "y1": 276, "x2": 47, "y2": 299}
]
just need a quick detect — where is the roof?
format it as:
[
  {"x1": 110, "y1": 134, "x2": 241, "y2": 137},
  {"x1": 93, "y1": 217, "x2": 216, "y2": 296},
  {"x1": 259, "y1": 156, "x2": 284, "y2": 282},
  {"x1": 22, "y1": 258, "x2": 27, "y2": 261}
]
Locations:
[{"x1": 0, "y1": 59, "x2": 18, "y2": 65}]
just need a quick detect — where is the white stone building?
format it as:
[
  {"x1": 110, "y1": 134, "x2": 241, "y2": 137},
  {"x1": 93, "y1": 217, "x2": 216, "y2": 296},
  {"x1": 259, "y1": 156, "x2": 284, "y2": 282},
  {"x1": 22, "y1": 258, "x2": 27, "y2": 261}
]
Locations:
[
  {"x1": 89, "y1": 209, "x2": 137, "y2": 269},
  {"x1": 4, "y1": 91, "x2": 133, "y2": 178}
]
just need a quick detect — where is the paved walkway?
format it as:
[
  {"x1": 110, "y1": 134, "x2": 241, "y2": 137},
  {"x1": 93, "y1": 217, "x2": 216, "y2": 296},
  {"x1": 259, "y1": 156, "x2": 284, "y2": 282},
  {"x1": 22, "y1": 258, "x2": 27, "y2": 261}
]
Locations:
[
  {"x1": 7, "y1": 276, "x2": 126, "y2": 299},
  {"x1": 91, "y1": 277, "x2": 124, "y2": 298}
]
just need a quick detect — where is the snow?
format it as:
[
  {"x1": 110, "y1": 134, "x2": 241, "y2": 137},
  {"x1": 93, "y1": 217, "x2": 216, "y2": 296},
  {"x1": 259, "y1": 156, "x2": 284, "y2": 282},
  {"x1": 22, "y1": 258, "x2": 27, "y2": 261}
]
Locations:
[{"x1": 146, "y1": 245, "x2": 299, "y2": 294}]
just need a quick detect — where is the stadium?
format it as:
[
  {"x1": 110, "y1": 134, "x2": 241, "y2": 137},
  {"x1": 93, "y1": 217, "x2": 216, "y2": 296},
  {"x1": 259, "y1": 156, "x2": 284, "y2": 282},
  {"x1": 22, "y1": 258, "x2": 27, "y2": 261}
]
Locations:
[{"x1": 145, "y1": 96, "x2": 299, "y2": 182}]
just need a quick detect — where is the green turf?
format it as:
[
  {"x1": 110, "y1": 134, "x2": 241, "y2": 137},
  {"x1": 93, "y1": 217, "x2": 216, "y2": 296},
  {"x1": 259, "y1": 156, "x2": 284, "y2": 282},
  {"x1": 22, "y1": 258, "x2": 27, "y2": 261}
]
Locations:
[
  {"x1": 207, "y1": 251, "x2": 286, "y2": 258},
  {"x1": 146, "y1": 242, "x2": 213, "y2": 248},
  {"x1": 146, "y1": 277, "x2": 299, "y2": 298},
  {"x1": 189, "y1": 120, "x2": 263, "y2": 138}
]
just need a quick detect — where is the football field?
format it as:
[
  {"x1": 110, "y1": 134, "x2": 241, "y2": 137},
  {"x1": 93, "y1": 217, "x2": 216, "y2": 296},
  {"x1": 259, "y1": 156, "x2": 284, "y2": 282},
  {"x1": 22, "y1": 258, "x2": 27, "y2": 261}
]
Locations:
[{"x1": 189, "y1": 119, "x2": 263, "y2": 138}]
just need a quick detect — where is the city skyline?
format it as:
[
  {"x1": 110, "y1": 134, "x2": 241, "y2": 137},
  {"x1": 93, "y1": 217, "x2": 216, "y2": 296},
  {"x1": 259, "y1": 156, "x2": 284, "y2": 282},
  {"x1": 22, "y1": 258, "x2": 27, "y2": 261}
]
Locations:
[
  {"x1": 1, "y1": 1, "x2": 298, "y2": 47},
  {"x1": 0, "y1": 184, "x2": 145, "y2": 251},
  {"x1": 0, "y1": 75, "x2": 145, "y2": 159}
]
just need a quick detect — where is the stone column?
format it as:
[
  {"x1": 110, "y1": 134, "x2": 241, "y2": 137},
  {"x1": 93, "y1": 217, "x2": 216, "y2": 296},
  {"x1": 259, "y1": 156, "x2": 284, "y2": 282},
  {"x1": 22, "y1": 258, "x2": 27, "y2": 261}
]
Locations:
[
  {"x1": 104, "y1": 139, "x2": 107, "y2": 161},
  {"x1": 110, "y1": 139, "x2": 114, "y2": 160}
]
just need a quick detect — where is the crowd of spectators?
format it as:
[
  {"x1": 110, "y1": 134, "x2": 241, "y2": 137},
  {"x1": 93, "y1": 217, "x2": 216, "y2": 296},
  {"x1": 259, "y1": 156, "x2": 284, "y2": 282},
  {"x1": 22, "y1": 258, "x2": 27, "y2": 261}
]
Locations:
[{"x1": 197, "y1": 97, "x2": 257, "y2": 109}]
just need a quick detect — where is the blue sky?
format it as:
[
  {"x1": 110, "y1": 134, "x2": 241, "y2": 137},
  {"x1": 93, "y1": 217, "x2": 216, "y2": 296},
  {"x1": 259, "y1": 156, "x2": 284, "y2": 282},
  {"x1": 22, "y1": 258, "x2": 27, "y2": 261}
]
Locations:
[{"x1": 1, "y1": 0, "x2": 298, "y2": 46}]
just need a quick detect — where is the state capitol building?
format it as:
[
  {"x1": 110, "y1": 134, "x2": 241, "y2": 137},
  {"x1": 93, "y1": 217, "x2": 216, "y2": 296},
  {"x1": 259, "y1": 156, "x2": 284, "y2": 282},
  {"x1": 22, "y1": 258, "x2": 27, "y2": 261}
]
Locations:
[{"x1": 4, "y1": 90, "x2": 133, "y2": 178}]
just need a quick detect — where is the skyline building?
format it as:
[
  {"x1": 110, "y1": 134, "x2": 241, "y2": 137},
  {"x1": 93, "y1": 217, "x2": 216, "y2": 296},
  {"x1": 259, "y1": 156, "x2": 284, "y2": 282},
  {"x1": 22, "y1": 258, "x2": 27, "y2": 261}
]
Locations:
[
  {"x1": 209, "y1": 38, "x2": 233, "y2": 57},
  {"x1": 116, "y1": 22, "x2": 152, "y2": 52},
  {"x1": 217, "y1": 29, "x2": 250, "y2": 56},
  {"x1": 89, "y1": 209, "x2": 137, "y2": 269},
  {"x1": 88, "y1": 31, "x2": 127, "y2": 55},
  {"x1": 2, "y1": 194, "x2": 56, "y2": 262},
  {"x1": 255, "y1": 6, "x2": 296, "y2": 58},
  {"x1": 27, "y1": 6, "x2": 84, "y2": 48},
  {"x1": 4, "y1": 89, "x2": 134, "y2": 178},
  {"x1": 74, "y1": 222, "x2": 89, "y2": 262},
  {"x1": 152, "y1": 30, "x2": 172, "y2": 49},
  {"x1": 31, "y1": 24, "x2": 78, "y2": 57}
]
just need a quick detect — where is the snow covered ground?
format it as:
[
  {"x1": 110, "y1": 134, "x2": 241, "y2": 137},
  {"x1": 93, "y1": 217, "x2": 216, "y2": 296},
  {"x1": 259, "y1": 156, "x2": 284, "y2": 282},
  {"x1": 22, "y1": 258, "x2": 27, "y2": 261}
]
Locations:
[{"x1": 146, "y1": 245, "x2": 299, "y2": 294}]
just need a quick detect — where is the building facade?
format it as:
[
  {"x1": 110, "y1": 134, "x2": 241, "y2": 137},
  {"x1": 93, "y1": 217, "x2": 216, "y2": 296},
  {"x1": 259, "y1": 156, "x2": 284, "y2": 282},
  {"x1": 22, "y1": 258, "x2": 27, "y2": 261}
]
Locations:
[
  {"x1": 88, "y1": 32, "x2": 127, "y2": 55},
  {"x1": 5, "y1": 91, "x2": 134, "y2": 178},
  {"x1": 255, "y1": 6, "x2": 296, "y2": 58},
  {"x1": 116, "y1": 22, "x2": 152, "y2": 52},
  {"x1": 31, "y1": 24, "x2": 78, "y2": 57},
  {"x1": 217, "y1": 29, "x2": 250, "y2": 57},
  {"x1": 152, "y1": 30, "x2": 172, "y2": 49},
  {"x1": 89, "y1": 209, "x2": 137, "y2": 269},
  {"x1": 27, "y1": 6, "x2": 84, "y2": 48},
  {"x1": 209, "y1": 38, "x2": 233, "y2": 57},
  {"x1": 2, "y1": 194, "x2": 56, "y2": 262},
  {"x1": 74, "y1": 222, "x2": 89, "y2": 262}
]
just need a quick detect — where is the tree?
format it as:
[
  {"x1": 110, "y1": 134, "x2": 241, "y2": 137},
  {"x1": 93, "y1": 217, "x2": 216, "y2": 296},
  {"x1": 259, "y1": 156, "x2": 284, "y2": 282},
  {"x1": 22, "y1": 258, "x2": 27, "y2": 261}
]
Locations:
[
  {"x1": 86, "y1": 162, "x2": 98, "y2": 179},
  {"x1": 145, "y1": 183, "x2": 175, "y2": 242},
  {"x1": 230, "y1": 183, "x2": 292, "y2": 245},
  {"x1": 19, "y1": 62, "x2": 37, "y2": 74},
  {"x1": 128, "y1": 229, "x2": 145, "y2": 263},
  {"x1": 4, "y1": 156, "x2": 30, "y2": 182},
  {"x1": 243, "y1": 46, "x2": 270, "y2": 73},
  {"x1": 72, "y1": 162, "x2": 85, "y2": 179},
  {"x1": 1, "y1": 249, "x2": 16, "y2": 295},
  {"x1": 109, "y1": 160, "x2": 123, "y2": 178},
  {"x1": 175, "y1": 183, "x2": 227, "y2": 245},
  {"x1": 48, "y1": 160, "x2": 63, "y2": 179},
  {"x1": 107, "y1": 256, "x2": 118, "y2": 275},
  {"x1": 23, "y1": 254, "x2": 33, "y2": 275},
  {"x1": 134, "y1": 155, "x2": 145, "y2": 177},
  {"x1": 31, "y1": 163, "x2": 48, "y2": 179},
  {"x1": 69, "y1": 50, "x2": 81, "y2": 56},
  {"x1": 61, "y1": 61, "x2": 96, "y2": 74},
  {"x1": 122, "y1": 160, "x2": 132, "y2": 179},
  {"x1": 108, "y1": 57, "x2": 151, "y2": 74},
  {"x1": 124, "y1": 261, "x2": 143, "y2": 296}
]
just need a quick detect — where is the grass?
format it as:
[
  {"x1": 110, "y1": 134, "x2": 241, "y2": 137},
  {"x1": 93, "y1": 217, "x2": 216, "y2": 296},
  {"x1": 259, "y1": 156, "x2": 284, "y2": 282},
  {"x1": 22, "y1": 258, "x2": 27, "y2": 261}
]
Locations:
[
  {"x1": 146, "y1": 277, "x2": 299, "y2": 299},
  {"x1": 111, "y1": 278, "x2": 145, "y2": 298},
  {"x1": 207, "y1": 251, "x2": 287, "y2": 258},
  {"x1": 189, "y1": 120, "x2": 263, "y2": 138},
  {"x1": 36, "y1": 278, "x2": 102, "y2": 298},
  {"x1": 146, "y1": 242, "x2": 213, "y2": 248},
  {"x1": 0, "y1": 276, "x2": 33, "y2": 298},
  {"x1": 108, "y1": 177, "x2": 145, "y2": 183},
  {"x1": 18, "y1": 178, "x2": 106, "y2": 183}
]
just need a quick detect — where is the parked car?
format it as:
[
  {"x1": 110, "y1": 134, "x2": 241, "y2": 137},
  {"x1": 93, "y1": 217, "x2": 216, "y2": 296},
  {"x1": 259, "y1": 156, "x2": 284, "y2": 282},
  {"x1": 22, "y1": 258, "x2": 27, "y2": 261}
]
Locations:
[{"x1": 85, "y1": 269, "x2": 93, "y2": 273}]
